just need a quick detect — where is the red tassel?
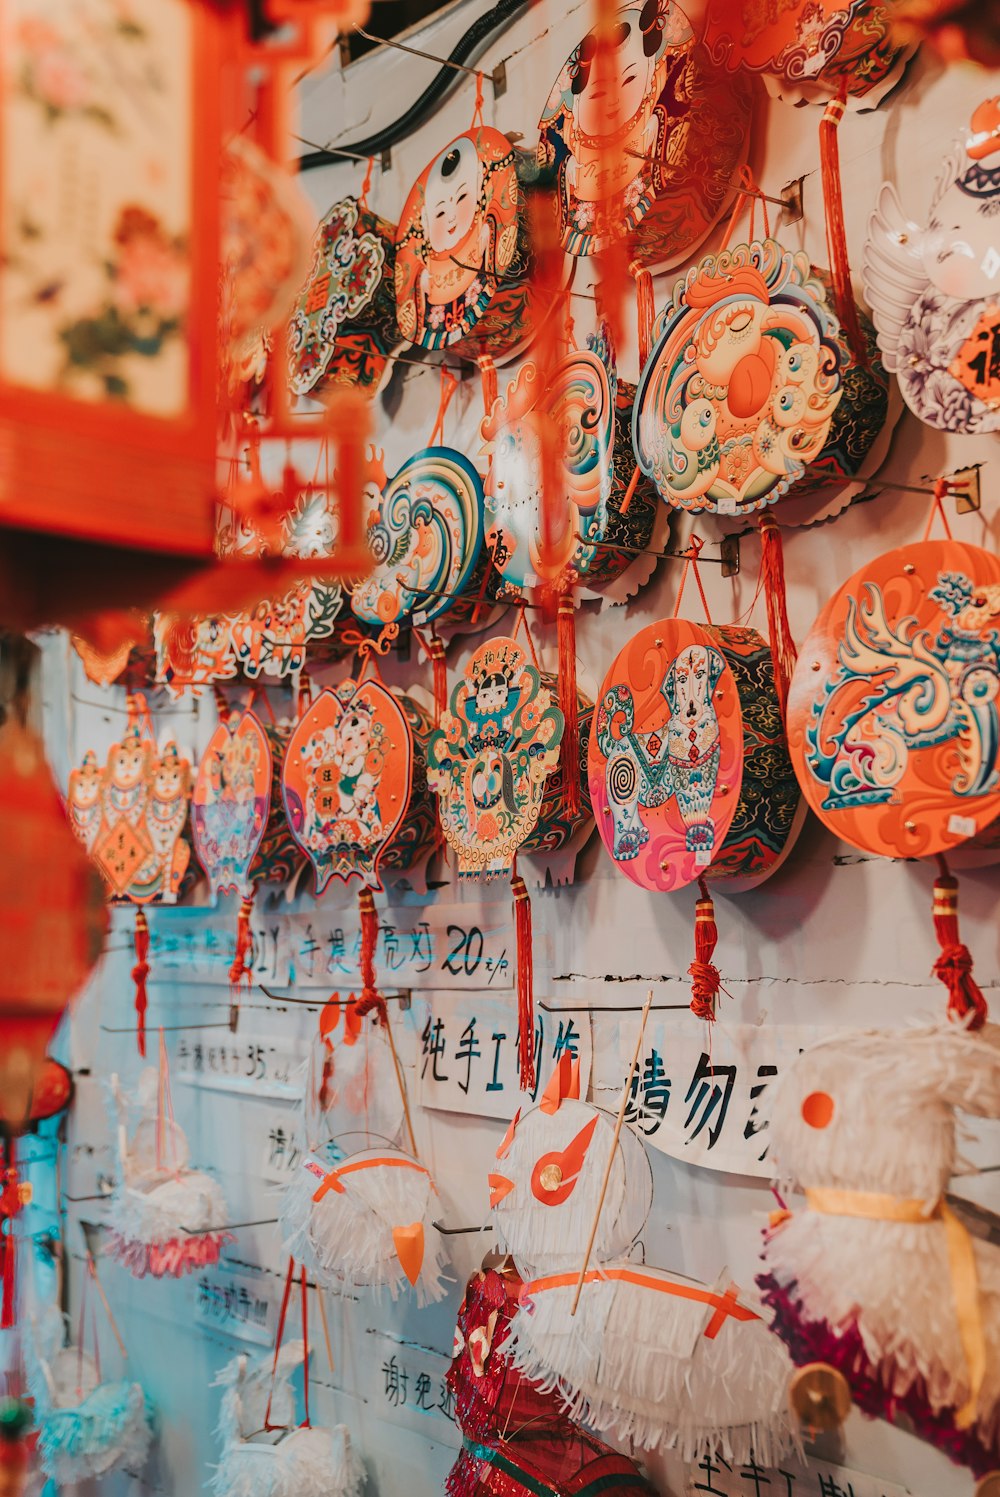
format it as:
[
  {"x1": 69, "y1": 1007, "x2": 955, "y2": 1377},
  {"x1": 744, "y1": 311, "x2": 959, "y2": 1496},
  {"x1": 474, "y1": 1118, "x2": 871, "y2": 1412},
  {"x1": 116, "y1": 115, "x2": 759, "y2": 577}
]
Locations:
[
  {"x1": 132, "y1": 908, "x2": 150, "y2": 1059},
  {"x1": 228, "y1": 887, "x2": 256, "y2": 1032},
  {"x1": 1, "y1": 1145, "x2": 18, "y2": 1331},
  {"x1": 328, "y1": 389, "x2": 374, "y2": 577},
  {"x1": 511, "y1": 870, "x2": 536, "y2": 1091},
  {"x1": 932, "y1": 857, "x2": 987, "y2": 1028},
  {"x1": 689, "y1": 878, "x2": 722, "y2": 1022},
  {"x1": 427, "y1": 632, "x2": 448, "y2": 728},
  {"x1": 631, "y1": 262, "x2": 655, "y2": 371},
  {"x1": 758, "y1": 513, "x2": 798, "y2": 717},
  {"x1": 478, "y1": 355, "x2": 498, "y2": 421},
  {"x1": 557, "y1": 591, "x2": 580, "y2": 820},
  {"x1": 354, "y1": 888, "x2": 387, "y2": 1023},
  {"x1": 819, "y1": 81, "x2": 866, "y2": 365}
]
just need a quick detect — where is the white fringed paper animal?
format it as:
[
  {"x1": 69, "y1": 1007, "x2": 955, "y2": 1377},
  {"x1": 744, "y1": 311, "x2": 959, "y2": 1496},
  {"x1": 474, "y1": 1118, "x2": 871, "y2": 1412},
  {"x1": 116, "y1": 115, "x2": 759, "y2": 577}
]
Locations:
[
  {"x1": 489, "y1": 1058, "x2": 651, "y2": 1276},
  {"x1": 490, "y1": 1056, "x2": 798, "y2": 1463},
  {"x1": 106, "y1": 1064, "x2": 231, "y2": 1278},
  {"x1": 211, "y1": 1339, "x2": 364, "y2": 1497},
  {"x1": 279, "y1": 1143, "x2": 450, "y2": 1305},
  {"x1": 28, "y1": 1304, "x2": 153, "y2": 1485},
  {"x1": 758, "y1": 1023, "x2": 1000, "y2": 1476}
]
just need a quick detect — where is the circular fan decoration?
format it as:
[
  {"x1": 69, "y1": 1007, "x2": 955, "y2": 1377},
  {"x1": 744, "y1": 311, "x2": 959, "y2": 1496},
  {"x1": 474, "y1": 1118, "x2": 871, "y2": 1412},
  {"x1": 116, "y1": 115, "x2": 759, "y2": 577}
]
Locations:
[
  {"x1": 633, "y1": 240, "x2": 846, "y2": 517},
  {"x1": 862, "y1": 97, "x2": 1000, "y2": 435},
  {"x1": 787, "y1": 540, "x2": 1000, "y2": 859},
  {"x1": 282, "y1": 681, "x2": 413, "y2": 894},
  {"x1": 288, "y1": 196, "x2": 398, "y2": 398},
  {"x1": 426, "y1": 637, "x2": 564, "y2": 879},
  {"x1": 350, "y1": 447, "x2": 486, "y2": 628},
  {"x1": 394, "y1": 128, "x2": 536, "y2": 362},
  {"x1": 701, "y1": 0, "x2": 907, "y2": 103},
  {"x1": 191, "y1": 710, "x2": 271, "y2": 900},
  {"x1": 537, "y1": 1, "x2": 756, "y2": 267},
  {"x1": 481, "y1": 332, "x2": 657, "y2": 600}
]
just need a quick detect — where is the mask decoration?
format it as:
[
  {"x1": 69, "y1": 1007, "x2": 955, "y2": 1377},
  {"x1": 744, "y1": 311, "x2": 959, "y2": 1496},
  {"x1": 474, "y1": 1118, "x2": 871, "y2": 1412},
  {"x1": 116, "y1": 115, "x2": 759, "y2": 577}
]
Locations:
[
  {"x1": 191, "y1": 710, "x2": 271, "y2": 902},
  {"x1": 282, "y1": 681, "x2": 412, "y2": 894},
  {"x1": 288, "y1": 195, "x2": 398, "y2": 399},
  {"x1": 106, "y1": 1058, "x2": 232, "y2": 1279},
  {"x1": 758, "y1": 1024, "x2": 1000, "y2": 1476},
  {"x1": 212, "y1": 1335, "x2": 363, "y2": 1497},
  {"x1": 446, "y1": 1264, "x2": 656, "y2": 1497},
  {"x1": 702, "y1": 0, "x2": 907, "y2": 105},
  {"x1": 350, "y1": 447, "x2": 486, "y2": 630},
  {"x1": 492, "y1": 1064, "x2": 798, "y2": 1466},
  {"x1": 28, "y1": 1303, "x2": 153, "y2": 1487},
  {"x1": 280, "y1": 1145, "x2": 450, "y2": 1306},
  {"x1": 427, "y1": 638, "x2": 565, "y2": 879},
  {"x1": 633, "y1": 241, "x2": 848, "y2": 516},
  {"x1": 519, "y1": 685, "x2": 595, "y2": 884},
  {"x1": 481, "y1": 330, "x2": 657, "y2": 601},
  {"x1": 538, "y1": 0, "x2": 756, "y2": 268},
  {"x1": 787, "y1": 540, "x2": 1000, "y2": 859},
  {"x1": 395, "y1": 128, "x2": 541, "y2": 371},
  {"x1": 862, "y1": 97, "x2": 1000, "y2": 435}
]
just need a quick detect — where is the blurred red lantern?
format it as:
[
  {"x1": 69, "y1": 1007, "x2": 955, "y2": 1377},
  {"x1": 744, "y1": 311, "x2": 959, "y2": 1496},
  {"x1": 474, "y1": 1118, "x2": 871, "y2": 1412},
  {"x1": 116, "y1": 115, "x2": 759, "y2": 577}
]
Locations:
[{"x1": 0, "y1": 719, "x2": 106, "y2": 1133}]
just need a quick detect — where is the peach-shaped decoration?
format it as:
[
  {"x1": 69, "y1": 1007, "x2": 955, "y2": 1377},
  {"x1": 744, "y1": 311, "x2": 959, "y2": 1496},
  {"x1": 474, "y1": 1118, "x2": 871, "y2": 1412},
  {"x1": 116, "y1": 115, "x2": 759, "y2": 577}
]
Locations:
[{"x1": 787, "y1": 539, "x2": 1000, "y2": 859}]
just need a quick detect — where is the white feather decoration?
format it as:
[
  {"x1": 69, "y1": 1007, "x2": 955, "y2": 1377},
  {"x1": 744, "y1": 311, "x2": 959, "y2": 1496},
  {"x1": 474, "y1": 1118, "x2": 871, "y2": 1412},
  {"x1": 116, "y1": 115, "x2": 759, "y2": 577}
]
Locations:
[
  {"x1": 760, "y1": 1023, "x2": 1000, "y2": 1451},
  {"x1": 279, "y1": 1144, "x2": 450, "y2": 1305},
  {"x1": 506, "y1": 1262, "x2": 798, "y2": 1466},
  {"x1": 211, "y1": 1340, "x2": 364, "y2": 1497}
]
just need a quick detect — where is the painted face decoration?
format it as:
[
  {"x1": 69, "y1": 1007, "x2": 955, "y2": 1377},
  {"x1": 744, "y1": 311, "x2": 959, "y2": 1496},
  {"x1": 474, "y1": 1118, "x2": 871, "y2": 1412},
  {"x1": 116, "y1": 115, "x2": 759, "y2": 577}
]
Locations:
[
  {"x1": 862, "y1": 97, "x2": 1000, "y2": 433},
  {"x1": 788, "y1": 540, "x2": 1000, "y2": 859},
  {"x1": 426, "y1": 638, "x2": 564, "y2": 878},
  {"x1": 633, "y1": 242, "x2": 845, "y2": 515},
  {"x1": 350, "y1": 447, "x2": 486, "y2": 628},
  {"x1": 191, "y1": 711, "x2": 271, "y2": 900},
  {"x1": 282, "y1": 682, "x2": 412, "y2": 893},
  {"x1": 538, "y1": 1, "x2": 756, "y2": 267}
]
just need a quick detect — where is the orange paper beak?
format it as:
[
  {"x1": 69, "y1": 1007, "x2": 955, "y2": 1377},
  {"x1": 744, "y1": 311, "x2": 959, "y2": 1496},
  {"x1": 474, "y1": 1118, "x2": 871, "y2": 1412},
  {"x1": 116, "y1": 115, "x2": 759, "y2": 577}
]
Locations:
[
  {"x1": 392, "y1": 1222, "x2": 425, "y2": 1286},
  {"x1": 488, "y1": 1173, "x2": 515, "y2": 1208}
]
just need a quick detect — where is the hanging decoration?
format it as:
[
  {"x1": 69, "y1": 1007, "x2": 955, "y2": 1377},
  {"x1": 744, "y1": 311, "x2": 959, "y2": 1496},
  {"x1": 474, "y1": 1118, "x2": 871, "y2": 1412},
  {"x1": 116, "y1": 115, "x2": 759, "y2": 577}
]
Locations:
[
  {"x1": 786, "y1": 538, "x2": 1000, "y2": 860},
  {"x1": 288, "y1": 195, "x2": 399, "y2": 399},
  {"x1": 537, "y1": 1, "x2": 756, "y2": 269},
  {"x1": 701, "y1": 0, "x2": 907, "y2": 104},
  {"x1": 280, "y1": 1146, "x2": 450, "y2": 1305},
  {"x1": 633, "y1": 240, "x2": 847, "y2": 516},
  {"x1": 491, "y1": 1066, "x2": 798, "y2": 1465},
  {"x1": 758, "y1": 1023, "x2": 1000, "y2": 1476},
  {"x1": 447, "y1": 1264, "x2": 657, "y2": 1497},
  {"x1": 211, "y1": 1328, "x2": 363, "y2": 1497},
  {"x1": 28, "y1": 1295, "x2": 153, "y2": 1486},
  {"x1": 350, "y1": 448, "x2": 486, "y2": 631},
  {"x1": 282, "y1": 680, "x2": 413, "y2": 894},
  {"x1": 862, "y1": 96, "x2": 1000, "y2": 435},
  {"x1": 520, "y1": 686, "x2": 596, "y2": 880},
  {"x1": 106, "y1": 1050, "x2": 232, "y2": 1278},
  {"x1": 377, "y1": 694, "x2": 441, "y2": 889},
  {"x1": 251, "y1": 721, "x2": 309, "y2": 891},
  {"x1": 481, "y1": 331, "x2": 657, "y2": 601},
  {"x1": 0, "y1": 716, "x2": 106, "y2": 1134}
]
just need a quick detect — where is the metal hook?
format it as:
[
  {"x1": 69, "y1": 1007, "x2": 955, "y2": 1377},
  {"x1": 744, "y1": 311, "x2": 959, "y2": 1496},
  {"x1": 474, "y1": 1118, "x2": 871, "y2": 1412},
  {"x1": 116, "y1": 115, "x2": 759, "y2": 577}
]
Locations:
[{"x1": 181, "y1": 1218, "x2": 278, "y2": 1236}]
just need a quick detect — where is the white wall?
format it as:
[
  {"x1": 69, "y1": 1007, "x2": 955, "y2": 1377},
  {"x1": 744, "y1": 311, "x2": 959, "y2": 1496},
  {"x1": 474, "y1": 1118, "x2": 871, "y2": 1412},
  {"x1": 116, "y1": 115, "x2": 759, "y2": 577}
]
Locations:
[{"x1": 50, "y1": 8, "x2": 1000, "y2": 1497}]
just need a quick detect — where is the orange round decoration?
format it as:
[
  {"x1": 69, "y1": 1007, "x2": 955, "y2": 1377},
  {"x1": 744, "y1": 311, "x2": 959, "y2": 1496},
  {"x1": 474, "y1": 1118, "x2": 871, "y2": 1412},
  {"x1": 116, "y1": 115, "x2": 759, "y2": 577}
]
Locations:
[
  {"x1": 787, "y1": 540, "x2": 1000, "y2": 859},
  {"x1": 588, "y1": 620, "x2": 744, "y2": 892}
]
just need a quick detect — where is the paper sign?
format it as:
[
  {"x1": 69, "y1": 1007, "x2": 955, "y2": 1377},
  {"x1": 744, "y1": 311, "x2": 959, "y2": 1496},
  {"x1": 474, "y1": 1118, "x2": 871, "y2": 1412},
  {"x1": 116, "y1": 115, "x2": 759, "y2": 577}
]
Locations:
[
  {"x1": 361, "y1": 1329, "x2": 461, "y2": 1449},
  {"x1": 686, "y1": 1451, "x2": 910, "y2": 1497},
  {"x1": 174, "y1": 1030, "x2": 306, "y2": 1100},
  {"x1": 146, "y1": 907, "x2": 292, "y2": 987},
  {"x1": 259, "y1": 1108, "x2": 304, "y2": 1184},
  {"x1": 193, "y1": 1264, "x2": 276, "y2": 1347},
  {"x1": 417, "y1": 995, "x2": 591, "y2": 1120},
  {"x1": 593, "y1": 1018, "x2": 825, "y2": 1178}
]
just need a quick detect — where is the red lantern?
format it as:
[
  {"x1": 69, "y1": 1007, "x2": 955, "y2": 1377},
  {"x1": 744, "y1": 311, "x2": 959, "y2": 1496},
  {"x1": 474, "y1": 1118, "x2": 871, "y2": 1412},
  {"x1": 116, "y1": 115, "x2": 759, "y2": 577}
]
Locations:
[{"x1": 0, "y1": 719, "x2": 106, "y2": 1132}]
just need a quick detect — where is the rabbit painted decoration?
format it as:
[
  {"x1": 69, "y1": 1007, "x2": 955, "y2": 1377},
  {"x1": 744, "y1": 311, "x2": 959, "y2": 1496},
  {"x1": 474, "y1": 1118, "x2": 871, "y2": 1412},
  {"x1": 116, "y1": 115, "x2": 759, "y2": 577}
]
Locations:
[{"x1": 758, "y1": 1024, "x2": 1000, "y2": 1475}]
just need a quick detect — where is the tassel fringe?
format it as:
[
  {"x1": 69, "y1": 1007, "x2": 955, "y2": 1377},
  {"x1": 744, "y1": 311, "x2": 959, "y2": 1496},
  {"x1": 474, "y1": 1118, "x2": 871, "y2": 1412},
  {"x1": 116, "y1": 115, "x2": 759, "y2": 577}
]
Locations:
[
  {"x1": 690, "y1": 879, "x2": 722, "y2": 1021},
  {"x1": 932, "y1": 861, "x2": 987, "y2": 1028},
  {"x1": 557, "y1": 592, "x2": 580, "y2": 820},
  {"x1": 757, "y1": 513, "x2": 798, "y2": 718},
  {"x1": 132, "y1": 909, "x2": 150, "y2": 1059},
  {"x1": 512, "y1": 872, "x2": 536, "y2": 1091},
  {"x1": 228, "y1": 888, "x2": 256, "y2": 1032},
  {"x1": 631, "y1": 262, "x2": 655, "y2": 371},
  {"x1": 354, "y1": 888, "x2": 385, "y2": 1022},
  {"x1": 819, "y1": 83, "x2": 866, "y2": 365}
]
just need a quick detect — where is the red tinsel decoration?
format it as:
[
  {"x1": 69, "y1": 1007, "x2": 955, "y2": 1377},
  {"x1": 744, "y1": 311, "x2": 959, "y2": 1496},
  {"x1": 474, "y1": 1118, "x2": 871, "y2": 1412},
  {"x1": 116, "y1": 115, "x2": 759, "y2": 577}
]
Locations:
[
  {"x1": 228, "y1": 887, "x2": 256, "y2": 1031},
  {"x1": 932, "y1": 857, "x2": 987, "y2": 1028},
  {"x1": 353, "y1": 888, "x2": 387, "y2": 1023},
  {"x1": 758, "y1": 512, "x2": 798, "y2": 717},
  {"x1": 689, "y1": 878, "x2": 722, "y2": 1021},
  {"x1": 131, "y1": 909, "x2": 150, "y2": 1059},
  {"x1": 511, "y1": 870, "x2": 536, "y2": 1091}
]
